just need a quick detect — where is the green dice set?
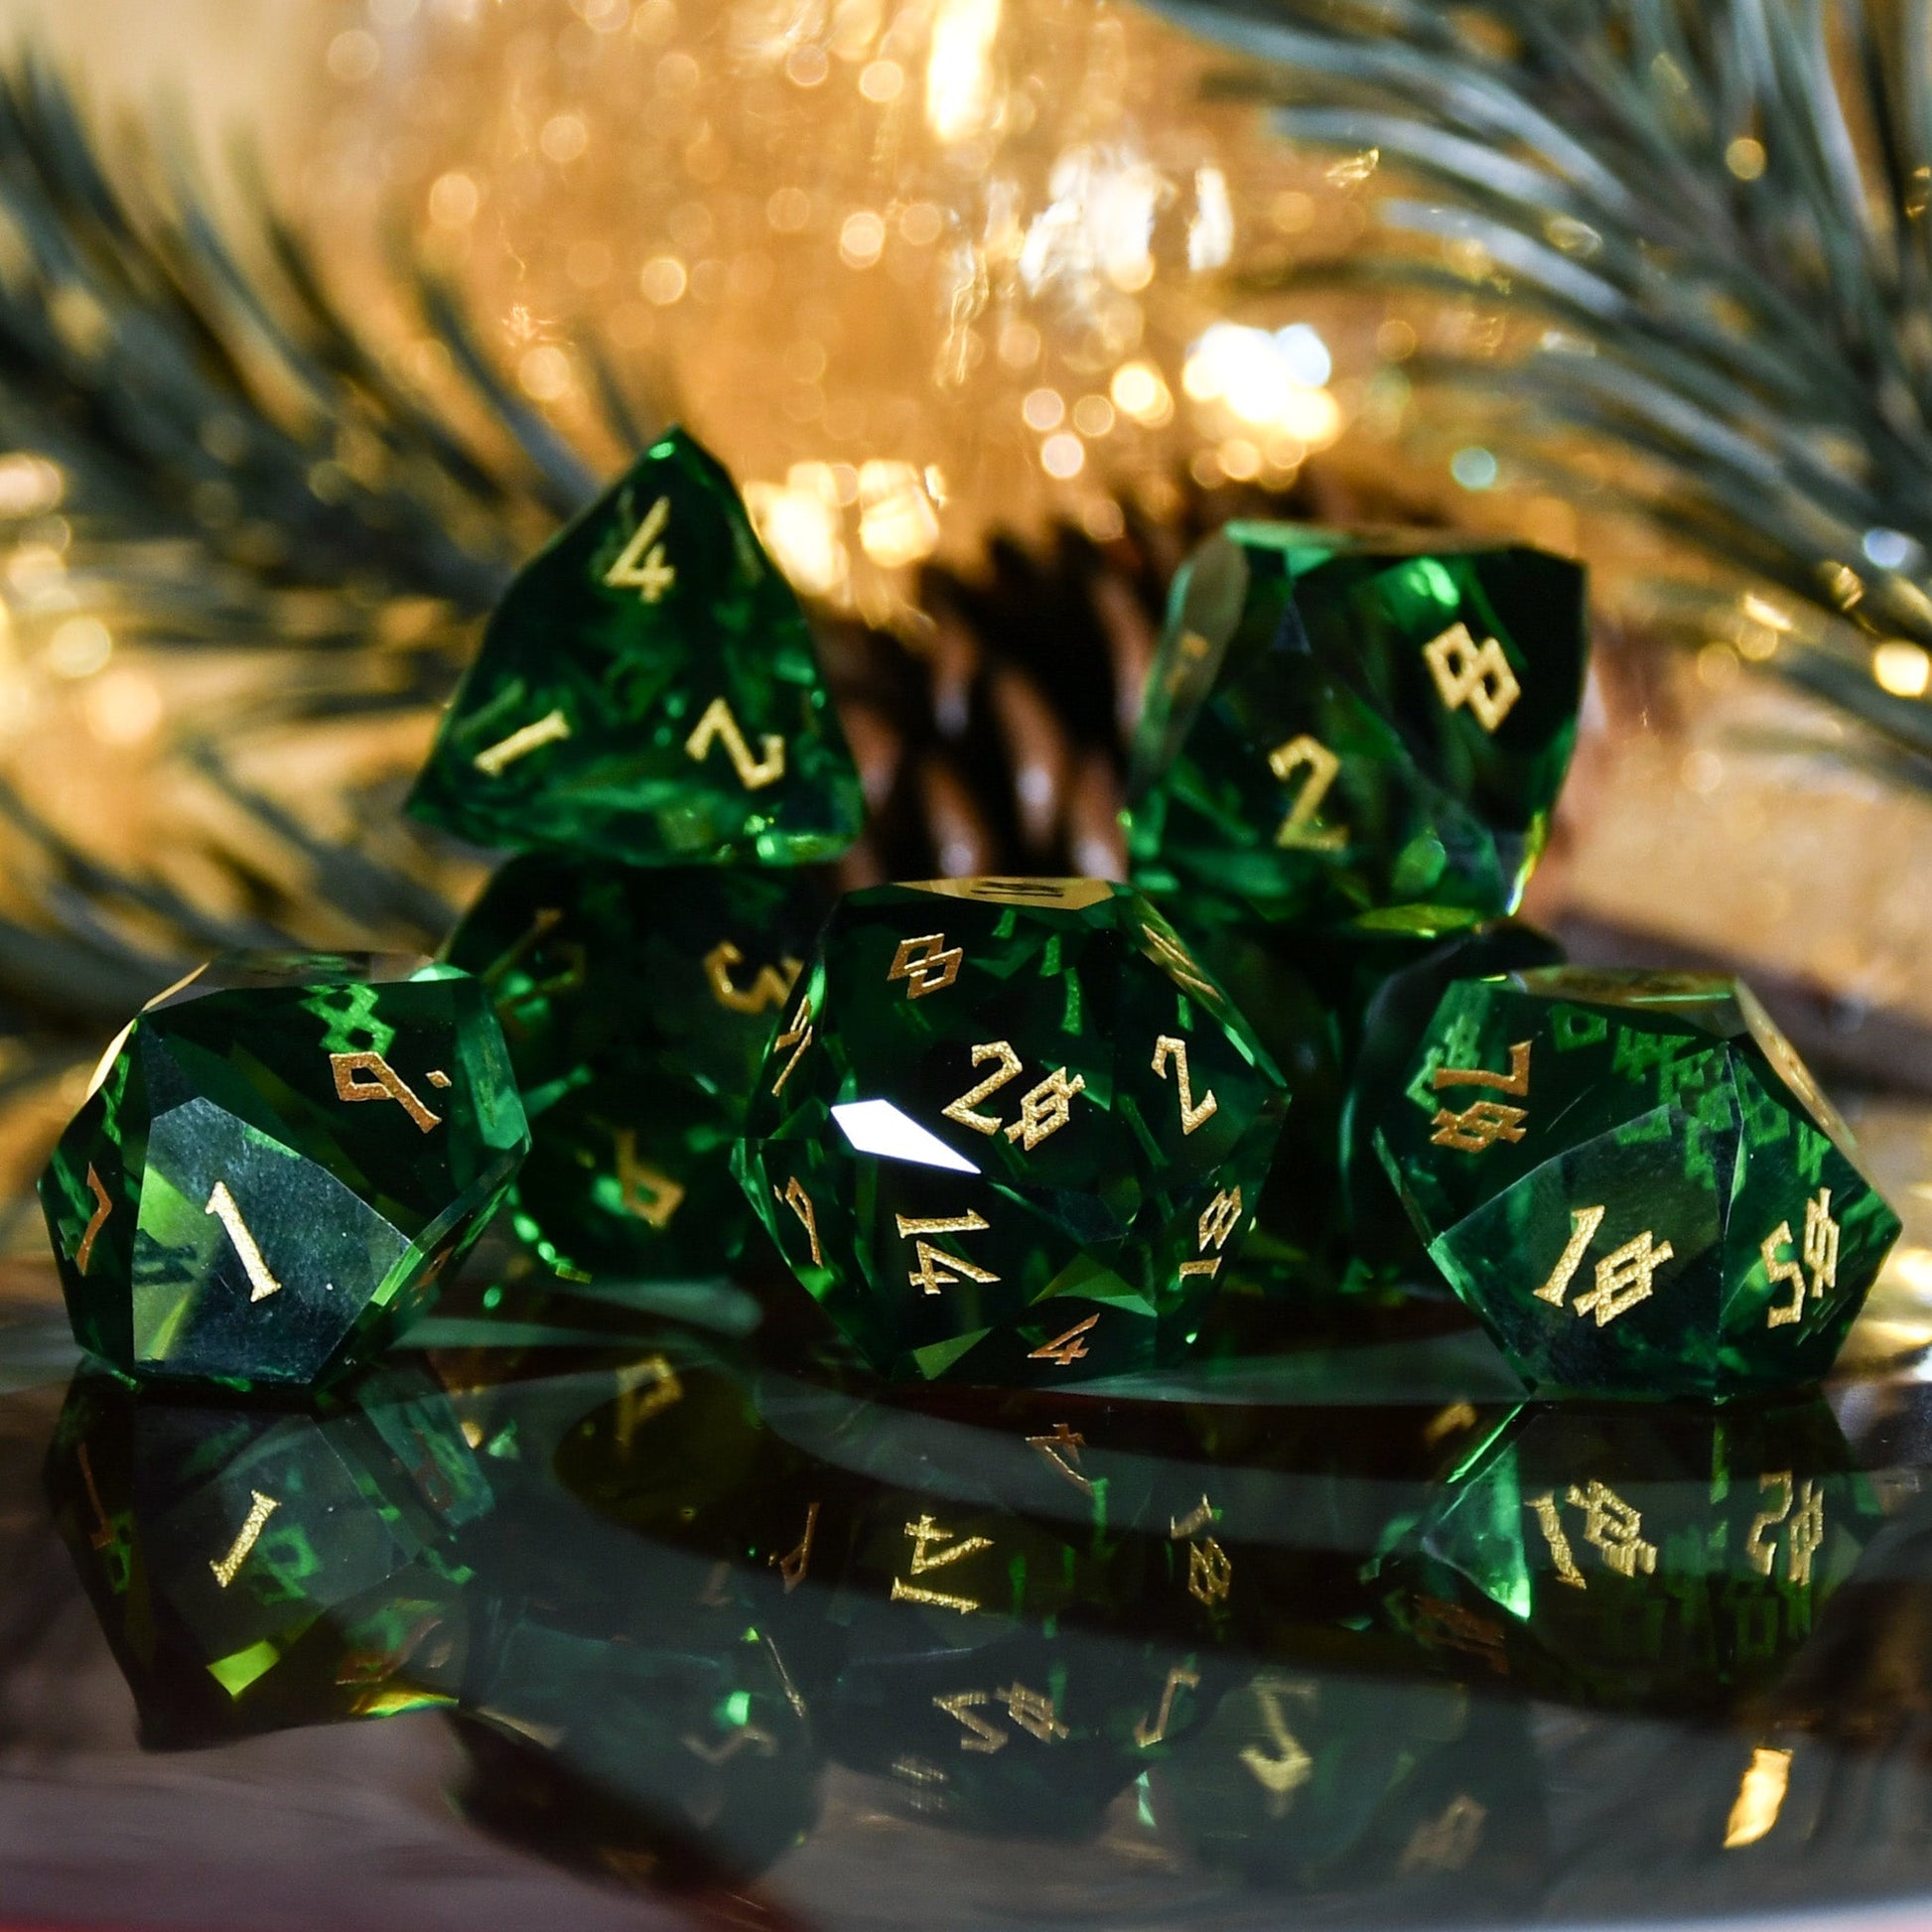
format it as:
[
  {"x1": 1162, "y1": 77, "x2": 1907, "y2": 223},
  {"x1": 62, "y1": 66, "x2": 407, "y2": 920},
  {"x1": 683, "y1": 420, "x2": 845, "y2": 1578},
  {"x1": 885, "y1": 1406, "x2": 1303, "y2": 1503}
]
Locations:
[{"x1": 37, "y1": 430, "x2": 1899, "y2": 1398}]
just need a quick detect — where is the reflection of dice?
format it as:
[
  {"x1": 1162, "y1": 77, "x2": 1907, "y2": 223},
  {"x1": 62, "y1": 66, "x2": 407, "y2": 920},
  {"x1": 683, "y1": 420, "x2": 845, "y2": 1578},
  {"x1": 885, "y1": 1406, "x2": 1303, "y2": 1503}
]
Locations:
[
  {"x1": 45, "y1": 1364, "x2": 487, "y2": 1745},
  {"x1": 818, "y1": 1618, "x2": 1222, "y2": 1839},
  {"x1": 734, "y1": 879, "x2": 1288, "y2": 1384},
  {"x1": 1373, "y1": 967, "x2": 1901, "y2": 1396},
  {"x1": 39, "y1": 952, "x2": 529, "y2": 1387},
  {"x1": 1126, "y1": 524, "x2": 1587, "y2": 931},
  {"x1": 446, "y1": 857, "x2": 831, "y2": 1281},
  {"x1": 1148, "y1": 1669, "x2": 1537, "y2": 1896},
  {"x1": 453, "y1": 1353, "x2": 824, "y2": 1889},
  {"x1": 455, "y1": 1614, "x2": 820, "y2": 1889},
  {"x1": 1370, "y1": 1398, "x2": 1880, "y2": 1710}
]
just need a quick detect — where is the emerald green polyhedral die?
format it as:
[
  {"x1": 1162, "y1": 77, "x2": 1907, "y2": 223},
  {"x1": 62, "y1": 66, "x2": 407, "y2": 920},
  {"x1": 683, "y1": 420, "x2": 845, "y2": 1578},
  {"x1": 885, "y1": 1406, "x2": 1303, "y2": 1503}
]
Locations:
[
  {"x1": 39, "y1": 953, "x2": 529, "y2": 1388},
  {"x1": 734, "y1": 879, "x2": 1288, "y2": 1385},
  {"x1": 1374, "y1": 968, "x2": 1901, "y2": 1397},
  {"x1": 1126, "y1": 525, "x2": 1587, "y2": 932},
  {"x1": 445, "y1": 857, "x2": 831, "y2": 1281},
  {"x1": 407, "y1": 426, "x2": 864, "y2": 868}
]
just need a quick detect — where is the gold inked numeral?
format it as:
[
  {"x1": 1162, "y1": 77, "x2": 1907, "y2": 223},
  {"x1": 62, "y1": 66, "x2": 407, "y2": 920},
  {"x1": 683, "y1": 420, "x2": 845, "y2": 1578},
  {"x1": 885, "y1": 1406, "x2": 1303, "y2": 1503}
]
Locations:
[
  {"x1": 1239, "y1": 1678, "x2": 1313, "y2": 1811},
  {"x1": 1153, "y1": 1035, "x2": 1218, "y2": 1134},
  {"x1": 1423, "y1": 621, "x2": 1521, "y2": 732},
  {"x1": 1744, "y1": 1469, "x2": 1824, "y2": 1586},
  {"x1": 905, "y1": 1511, "x2": 991, "y2": 1573},
  {"x1": 1762, "y1": 1186, "x2": 1841, "y2": 1327},
  {"x1": 1536, "y1": 1205, "x2": 1673, "y2": 1325},
  {"x1": 1745, "y1": 1470, "x2": 1793, "y2": 1577},
  {"x1": 935, "y1": 1690, "x2": 1007, "y2": 1753},
  {"x1": 1006, "y1": 1067, "x2": 1086, "y2": 1149},
  {"x1": 1171, "y1": 1494, "x2": 1217, "y2": 1540},
  {"x1": 942, "y1": 1041, "x2": 1023, "y2": 1135},
  {"x1": 935, "y1": 1683, "x2": 1067, "y2": 1754},
  {"x1": 1000, "y1": 1682, "x2": 1069, "y2": 1743},
  {"x1": 75, "y1": 1164, "x2": 113, "y2": 1275},
  {"x1": 1430, "y1": 1040, "x2": 1531, "y2": 1151},
  {"x1": 473, "y1": 708, "x2": 572, "y2": 777},
  {"x1": 1803, "y1": 1186, "x2": 1840, "y2": 1297},
  {"x1": 770, "y1": 995, "x2": 813, "y2": 1096},
  {"x1": 942, "y1": 1042, "x2": 1084, "y2": 1147},
  {"x1": 1187, "y1": 1537, "x2": 1233, "y2": 1605},
  {"x1": 1761, "y1": 1220, "x2": 1806, "y2": 1327},
  {"x1": 1434, "y1": 1041, "x2": 1532, "y2": 1097},
  {"x1": 1573, "y1": 1230, "x2": 1673, "y2": 1325},
  {"x1": 613, "y1": 1130, "x2": 685, "y2": 1228},
  {"x1": 1566, "y1": 1479, "x2": 1657, "y2": 1578},
  {"x1": 702, "y1": 940, "x2": 802, "y2": 1016},
  {"x1": 889, "y1": 932, "x2": 964, "y2": 999},
  {"x1": 1430, "y1": 1099, "x2": 1528, "y2": 1153},
  {"x1": 1267, "y1": 734, "x2": 1347, "y2": 851},
  {"x1": 891, "y1": 1579, "x2": 982, "y2": 1613},
  {"x1": 210, "y1": 1489, "x2": 279, "y2": 1587},
  {"x1": 1026, "y1": 1422, "x2": 1093, "y2": 1496},
  {"x1": 1029, "y1": 1311, "x2": 1098, "y2": 1366},
  {"x1": 1134, "y1": 1663, "x2": 1201, "y2": 1748},
  {"x1": 1179, "y1": 1186, "x2": 1243, "y2": 1284},
  {"x1": 776, "y1": 1175, "x2": 823, "y2": 1266},
  {"x1": 1534, "y1": 1203, "x2": 1604, "y2": 1306},
  {"x1": 331, "y1": 1050, "x2": 443, "y2": 1134},
  {"x1": 684, "y1": 696, "x2": 785, "y2": 789},
  {"x1": 603, "y1": 493, "x2": 675, "y2": 603},
  {"x1": 896, "y1": 1212, "x2": 1000, "y2": 1295},
  {"x1": 893, "y1": 1513, "x2": 992, "y2": 1613},
  {"x1": 205, "y1": 1181, "x2": 283, "y2": 1303},
  {"x1": 1786, "y1": 1478, "x2": 1825, "y2": 1587},
  {"x1": 1525, "y1": 1492, "x2": 1587, "y2": 1588},
  {"x1": 770, "y1": 1499, "x2": 820, "y2": 1592},
  {"x1": 1200, "y1": 1185, "x2": 1244, "y2": 1254},
  {"x1": 613, "y1": 1355, "x2": 683, "y2": 1450}
]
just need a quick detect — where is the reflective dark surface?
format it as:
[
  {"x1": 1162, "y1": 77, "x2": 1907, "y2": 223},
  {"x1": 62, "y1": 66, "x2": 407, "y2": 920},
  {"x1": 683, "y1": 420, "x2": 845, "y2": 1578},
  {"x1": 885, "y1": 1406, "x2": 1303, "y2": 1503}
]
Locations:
[{"x1": 11, "y1": 1254, "x2": 1932, "y2": 1932}]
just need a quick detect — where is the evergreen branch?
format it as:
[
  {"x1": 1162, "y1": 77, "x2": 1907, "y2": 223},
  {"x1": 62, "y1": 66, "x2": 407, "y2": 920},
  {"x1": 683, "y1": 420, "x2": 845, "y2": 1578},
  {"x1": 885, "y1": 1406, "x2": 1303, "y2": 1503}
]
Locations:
[
  {"x1": 1162, "y1": 0, "x2": 1932, "y2": 748},
  {"x1": 0, "y1": 58, "x2": 665, "y2": 1037}
]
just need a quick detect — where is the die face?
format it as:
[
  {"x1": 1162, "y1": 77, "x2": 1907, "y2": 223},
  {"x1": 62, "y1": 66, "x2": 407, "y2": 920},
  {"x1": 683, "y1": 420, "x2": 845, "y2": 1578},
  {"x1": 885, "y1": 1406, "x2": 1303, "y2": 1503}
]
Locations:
[
  {"x1": 406, "y1": 427, "x2": 864, "y2": 867},
  {"x1": 1373, "y1": 969, "x2": 1901, "y2": 1396},
  {"x1": 39, "y1": 953, "x2": 529, "y2": 1387},
  {"x1": 736, "y1": 879, "x2": 1288, "y2": 1384},
  {"x1": 1339, "y1": 920, "x2": 1566, "y2": 1283},
  {"x1": 1126, "y1": 525, "x2": 1587, "y2": 931},
  {"x1": 46, "y1": 1367, "x2": 485, "y2": 1742},
  {"x1": 1372, "y1": 1399, "x2": 1878, "y2": 1710},
  {"x1": 445, "y1": 857, "x2": 829, "y2": 1279}
]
